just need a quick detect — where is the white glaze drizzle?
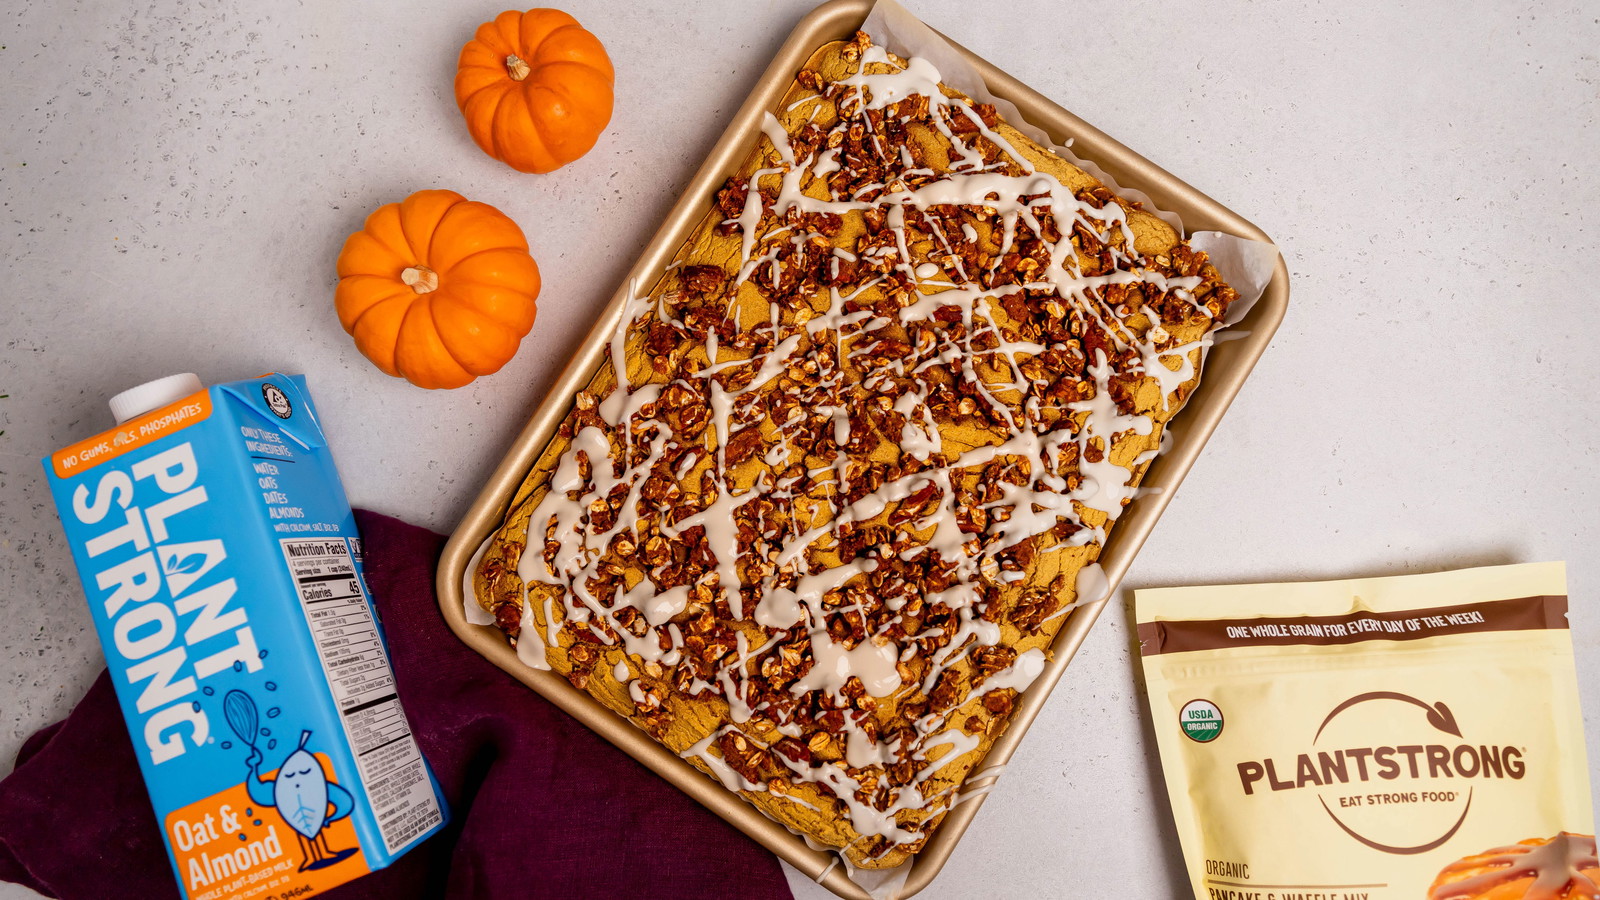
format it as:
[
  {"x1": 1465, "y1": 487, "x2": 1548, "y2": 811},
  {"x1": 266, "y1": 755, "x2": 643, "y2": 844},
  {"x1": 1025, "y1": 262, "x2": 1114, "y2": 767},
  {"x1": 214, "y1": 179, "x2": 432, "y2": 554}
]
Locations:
[{"x1": 491, "y1": 38, "x2": 1230, "y2": 859}]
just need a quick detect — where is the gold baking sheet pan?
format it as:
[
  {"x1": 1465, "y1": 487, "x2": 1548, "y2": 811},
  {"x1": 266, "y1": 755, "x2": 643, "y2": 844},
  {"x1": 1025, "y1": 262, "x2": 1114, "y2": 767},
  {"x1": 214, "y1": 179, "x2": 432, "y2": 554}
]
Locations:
[{"x1": 436, "y1": 1, "x2": 1290, "y2": 896}]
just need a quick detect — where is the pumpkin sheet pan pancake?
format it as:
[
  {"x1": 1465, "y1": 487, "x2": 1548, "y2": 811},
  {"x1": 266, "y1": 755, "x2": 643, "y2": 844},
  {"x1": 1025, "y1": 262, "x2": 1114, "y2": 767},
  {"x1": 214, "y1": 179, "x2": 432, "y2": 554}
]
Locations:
[{"x1": 438, "y1": 2, "x2": 1286, "y2": 895}]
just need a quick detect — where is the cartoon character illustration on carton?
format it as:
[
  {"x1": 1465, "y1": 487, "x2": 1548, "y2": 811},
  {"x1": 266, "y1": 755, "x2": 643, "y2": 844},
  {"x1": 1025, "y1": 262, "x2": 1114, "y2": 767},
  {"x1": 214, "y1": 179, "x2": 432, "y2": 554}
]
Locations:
[{"x1": 225, "y1": 690, "x2": 358, "y2": 871}]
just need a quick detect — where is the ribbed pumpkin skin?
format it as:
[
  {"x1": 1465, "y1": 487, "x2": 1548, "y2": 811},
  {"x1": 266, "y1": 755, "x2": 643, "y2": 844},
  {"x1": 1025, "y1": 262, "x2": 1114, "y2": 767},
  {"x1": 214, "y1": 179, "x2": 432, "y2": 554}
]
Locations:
[
  {"x1": 454, "y1": 9, "x2": 615, "y2": 174},
  {"x1": 335, "y1": 190, "x2": 541, "y2": 389}
]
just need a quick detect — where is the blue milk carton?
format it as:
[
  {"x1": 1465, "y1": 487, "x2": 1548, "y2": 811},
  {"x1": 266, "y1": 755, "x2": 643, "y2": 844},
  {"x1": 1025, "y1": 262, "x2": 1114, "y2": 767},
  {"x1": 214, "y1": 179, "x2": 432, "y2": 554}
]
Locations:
[{"x1": 43, "y1": 373, "x2": 447, "y2": 900}]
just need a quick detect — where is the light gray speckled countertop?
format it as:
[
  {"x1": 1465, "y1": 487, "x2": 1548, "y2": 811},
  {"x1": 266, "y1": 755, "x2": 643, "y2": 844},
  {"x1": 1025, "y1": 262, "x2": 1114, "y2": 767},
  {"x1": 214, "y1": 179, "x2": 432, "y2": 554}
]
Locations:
[{"x1": 2, "y1": 1, "x2": 1598, "y2": 898}]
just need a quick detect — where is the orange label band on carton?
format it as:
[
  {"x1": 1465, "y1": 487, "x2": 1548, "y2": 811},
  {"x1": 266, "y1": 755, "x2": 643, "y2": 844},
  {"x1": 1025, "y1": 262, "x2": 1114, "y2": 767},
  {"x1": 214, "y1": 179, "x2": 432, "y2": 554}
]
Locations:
[{"x1": 50, "y1": 391, "x2": 212, "y2": 479}]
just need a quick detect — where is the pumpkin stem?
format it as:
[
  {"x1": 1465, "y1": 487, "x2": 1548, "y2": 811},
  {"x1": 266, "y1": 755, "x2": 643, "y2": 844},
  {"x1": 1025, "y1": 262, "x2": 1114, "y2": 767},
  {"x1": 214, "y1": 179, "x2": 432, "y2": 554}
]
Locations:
[
  {"x1": 401, "y1": 266, "x2": 439, "y2": 294},
  {"x1": 505, "y1": 54, "x2": 531, "y2": 82}
]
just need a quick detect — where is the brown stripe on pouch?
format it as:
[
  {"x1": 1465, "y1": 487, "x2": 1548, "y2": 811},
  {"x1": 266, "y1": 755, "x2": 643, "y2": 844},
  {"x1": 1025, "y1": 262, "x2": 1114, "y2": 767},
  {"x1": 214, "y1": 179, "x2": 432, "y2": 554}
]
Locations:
[{"x1": 1137, "y1": 594, "x2": 1568, "y2": 656}]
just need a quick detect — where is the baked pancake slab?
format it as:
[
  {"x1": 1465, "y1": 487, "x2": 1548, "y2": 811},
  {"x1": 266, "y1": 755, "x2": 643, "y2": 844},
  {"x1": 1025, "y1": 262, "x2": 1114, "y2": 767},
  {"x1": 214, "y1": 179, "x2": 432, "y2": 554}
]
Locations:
[{"x1": 474, "y1": 31, "x2": 1237, "y2": 867}]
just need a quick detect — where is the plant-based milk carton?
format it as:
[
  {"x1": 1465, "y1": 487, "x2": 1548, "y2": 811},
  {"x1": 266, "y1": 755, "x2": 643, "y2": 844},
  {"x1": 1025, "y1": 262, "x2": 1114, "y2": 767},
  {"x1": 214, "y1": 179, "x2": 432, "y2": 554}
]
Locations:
[{"x1": 43, "y1": 373, "x2": 447, "y2": 900}]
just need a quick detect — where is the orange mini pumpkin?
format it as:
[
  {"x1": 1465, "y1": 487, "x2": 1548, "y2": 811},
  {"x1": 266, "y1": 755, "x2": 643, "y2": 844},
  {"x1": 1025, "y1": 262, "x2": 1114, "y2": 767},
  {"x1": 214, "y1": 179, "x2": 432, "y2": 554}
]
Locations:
[
  {"x1": 454, "y1": 9, "x2": 615, "y2": 174},
  {"x1": 335, "y1": 190, "x2": 541, "y2": 389}
]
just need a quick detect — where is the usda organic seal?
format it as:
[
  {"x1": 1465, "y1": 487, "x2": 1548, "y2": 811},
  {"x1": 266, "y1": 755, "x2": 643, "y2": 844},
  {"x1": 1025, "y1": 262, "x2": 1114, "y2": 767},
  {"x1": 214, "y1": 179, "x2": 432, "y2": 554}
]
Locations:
[{"x1": 1180, "y1": 699, "x2": 1223, "y2": 743}]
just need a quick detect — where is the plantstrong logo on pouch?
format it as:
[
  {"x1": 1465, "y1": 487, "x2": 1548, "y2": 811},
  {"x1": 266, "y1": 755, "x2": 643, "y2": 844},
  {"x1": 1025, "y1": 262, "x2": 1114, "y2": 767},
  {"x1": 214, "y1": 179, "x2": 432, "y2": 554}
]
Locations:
[{"x1": 1232, "y1": 690, "x2": 1526, "y2": 855}]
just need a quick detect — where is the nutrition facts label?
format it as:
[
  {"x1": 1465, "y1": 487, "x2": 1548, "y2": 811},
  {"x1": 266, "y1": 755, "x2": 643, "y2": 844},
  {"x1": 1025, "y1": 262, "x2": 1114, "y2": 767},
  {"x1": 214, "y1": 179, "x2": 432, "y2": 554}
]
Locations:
[{"x1": 279, "y1": 538, "x2": 443, "y2": 854}]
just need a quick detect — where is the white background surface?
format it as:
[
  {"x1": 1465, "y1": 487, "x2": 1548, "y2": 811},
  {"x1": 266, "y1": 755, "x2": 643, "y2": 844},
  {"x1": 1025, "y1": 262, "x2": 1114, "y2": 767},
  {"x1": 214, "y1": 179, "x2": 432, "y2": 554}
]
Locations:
[{"x1": 2, "y1": 1, "x2": 1597, "y2": 897}]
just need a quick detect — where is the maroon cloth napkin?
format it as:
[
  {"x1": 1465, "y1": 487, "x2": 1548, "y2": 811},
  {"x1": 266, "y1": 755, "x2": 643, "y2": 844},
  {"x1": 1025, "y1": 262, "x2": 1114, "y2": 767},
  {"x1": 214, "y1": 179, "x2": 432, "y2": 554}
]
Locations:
[{"x1": 0, "y1": 510, "x2": 794, "y2": 900}]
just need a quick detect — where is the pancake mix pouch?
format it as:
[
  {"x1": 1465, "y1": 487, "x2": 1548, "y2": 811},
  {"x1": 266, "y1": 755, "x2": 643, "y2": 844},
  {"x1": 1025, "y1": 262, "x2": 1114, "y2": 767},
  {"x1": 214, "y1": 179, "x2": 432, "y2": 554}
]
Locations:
[
  {"x1": 42, "y1": 373, "x2": 447, "y2": 900},
  {"x1": 1136, "y1": 562, "x2": 1596, "y2": 900}
]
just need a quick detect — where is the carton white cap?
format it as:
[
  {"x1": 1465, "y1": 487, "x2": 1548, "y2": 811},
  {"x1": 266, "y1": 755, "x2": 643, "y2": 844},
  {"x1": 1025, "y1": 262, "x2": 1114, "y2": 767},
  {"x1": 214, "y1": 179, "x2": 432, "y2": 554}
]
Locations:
[{"x1": 109, "y1": 373, "x2": 203, "y2": 424}]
